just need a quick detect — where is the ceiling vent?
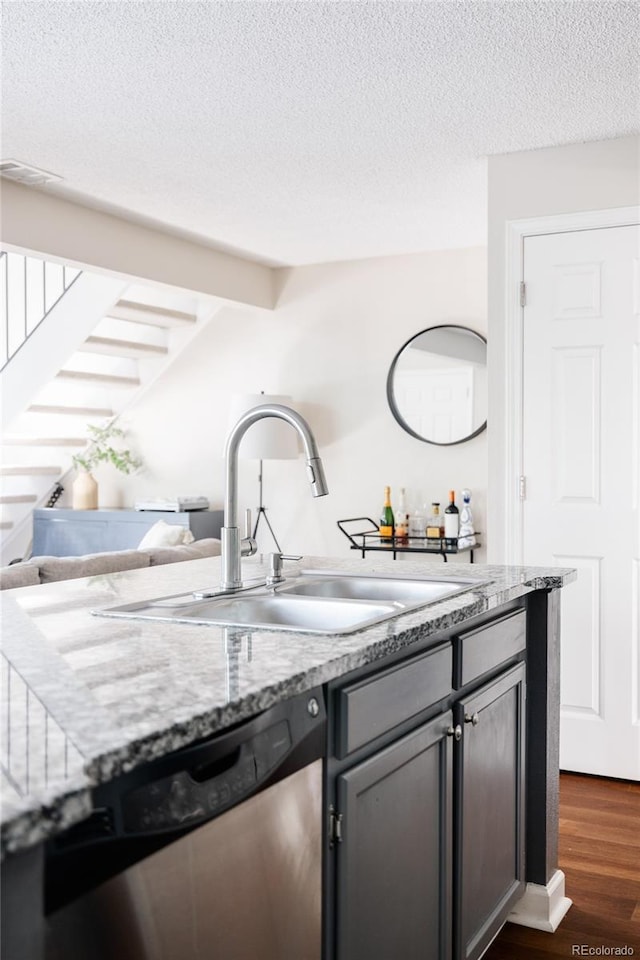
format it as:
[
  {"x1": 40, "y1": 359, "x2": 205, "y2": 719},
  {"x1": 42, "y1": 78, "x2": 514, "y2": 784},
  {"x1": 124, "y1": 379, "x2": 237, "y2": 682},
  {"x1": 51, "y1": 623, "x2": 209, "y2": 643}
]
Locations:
[{"x1": 0, "y1": 160, "x2": 62, "y2": 185}]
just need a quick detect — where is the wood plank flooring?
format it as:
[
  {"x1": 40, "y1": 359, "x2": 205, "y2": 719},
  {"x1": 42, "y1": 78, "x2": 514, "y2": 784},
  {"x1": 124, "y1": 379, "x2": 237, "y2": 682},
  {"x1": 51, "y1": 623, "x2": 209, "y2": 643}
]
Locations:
[{"x1": 484, "y1": 772, "x2": 640, "y2": 959}]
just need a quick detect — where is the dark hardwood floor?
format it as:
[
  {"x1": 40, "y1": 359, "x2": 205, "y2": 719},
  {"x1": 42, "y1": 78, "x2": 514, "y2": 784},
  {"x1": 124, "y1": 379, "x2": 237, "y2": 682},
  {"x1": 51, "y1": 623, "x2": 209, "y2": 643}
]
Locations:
[{"x1": 484, "y1": 772, "x2": 640, "y2": 959}]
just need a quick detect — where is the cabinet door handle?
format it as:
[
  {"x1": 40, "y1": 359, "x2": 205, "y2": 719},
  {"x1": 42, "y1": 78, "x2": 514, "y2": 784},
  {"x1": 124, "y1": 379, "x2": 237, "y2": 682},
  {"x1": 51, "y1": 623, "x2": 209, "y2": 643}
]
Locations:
[
  {"x1": 447, "y1": 724, "x2": 462, "y2": 741},
  {"x1": 464, "y1": 712, "x2": 480, "y2": 726}
]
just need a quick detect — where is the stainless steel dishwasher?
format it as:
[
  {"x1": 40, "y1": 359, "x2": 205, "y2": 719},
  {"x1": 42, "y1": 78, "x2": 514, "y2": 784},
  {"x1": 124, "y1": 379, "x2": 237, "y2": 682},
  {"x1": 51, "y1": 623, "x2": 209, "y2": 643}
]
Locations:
[{"x1": 45, "y1": 687, "x2": 326, "y2": 960}]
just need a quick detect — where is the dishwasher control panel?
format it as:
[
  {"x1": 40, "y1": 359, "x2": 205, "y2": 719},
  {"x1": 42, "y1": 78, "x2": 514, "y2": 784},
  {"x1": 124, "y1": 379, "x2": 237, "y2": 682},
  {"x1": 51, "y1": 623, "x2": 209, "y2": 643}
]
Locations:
[
  {"x1": 122, "y1": 720, "x2": 293, "y2": 833},
  {"x1": 111, "y1": 690, "x2": 325, "y2": 837}
]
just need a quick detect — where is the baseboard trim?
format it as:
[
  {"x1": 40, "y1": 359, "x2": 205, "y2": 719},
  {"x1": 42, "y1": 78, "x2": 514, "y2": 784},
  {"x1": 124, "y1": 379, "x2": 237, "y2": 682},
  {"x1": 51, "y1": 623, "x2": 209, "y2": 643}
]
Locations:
[{"x1": 507, "y1": 869, "x2": 572, "y2": 932}]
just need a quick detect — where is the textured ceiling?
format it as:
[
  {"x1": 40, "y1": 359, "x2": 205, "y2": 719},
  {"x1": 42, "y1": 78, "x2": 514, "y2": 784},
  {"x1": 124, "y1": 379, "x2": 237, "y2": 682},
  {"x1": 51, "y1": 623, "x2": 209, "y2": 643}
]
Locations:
[{"x1": 1, "y1": 1, "x2": 639, "y2": 266}]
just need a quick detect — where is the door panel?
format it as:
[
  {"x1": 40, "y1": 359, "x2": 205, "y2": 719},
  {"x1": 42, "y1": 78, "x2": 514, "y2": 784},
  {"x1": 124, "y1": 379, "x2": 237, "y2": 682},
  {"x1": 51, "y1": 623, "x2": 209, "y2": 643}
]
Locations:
[{"x1": 522, "y1": 223, "x2": 640, "y2": 779}]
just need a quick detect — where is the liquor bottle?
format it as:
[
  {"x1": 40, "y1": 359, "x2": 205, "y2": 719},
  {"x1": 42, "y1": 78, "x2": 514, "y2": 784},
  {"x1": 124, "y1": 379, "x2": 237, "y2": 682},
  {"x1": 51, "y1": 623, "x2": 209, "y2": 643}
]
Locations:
[
  {"x1": 395, "y1": 488, "x2": 408, "y2": 543},
  {"x1": 379, "y1": 486, "x2": 395, "y2": 542},
  {"x1": 426, "y1": 503, "x2": 442, "y2": 539},
  {"x1": 444, "y1": 490, "x2": 459, "y2": 546}
]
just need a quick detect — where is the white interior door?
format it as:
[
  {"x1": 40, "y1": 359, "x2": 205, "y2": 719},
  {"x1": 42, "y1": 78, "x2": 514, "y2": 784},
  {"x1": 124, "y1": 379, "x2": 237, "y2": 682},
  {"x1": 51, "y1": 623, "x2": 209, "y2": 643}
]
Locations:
[{"x1": 522, "y1": 223, "x2": 640, "y2": 780}]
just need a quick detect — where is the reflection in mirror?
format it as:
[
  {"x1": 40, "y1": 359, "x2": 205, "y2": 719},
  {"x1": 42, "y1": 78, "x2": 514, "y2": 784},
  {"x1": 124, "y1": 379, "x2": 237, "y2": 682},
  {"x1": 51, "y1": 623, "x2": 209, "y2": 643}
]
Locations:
[{"x1": 387, "y1": 325, "x2": 487, "y2": 445}]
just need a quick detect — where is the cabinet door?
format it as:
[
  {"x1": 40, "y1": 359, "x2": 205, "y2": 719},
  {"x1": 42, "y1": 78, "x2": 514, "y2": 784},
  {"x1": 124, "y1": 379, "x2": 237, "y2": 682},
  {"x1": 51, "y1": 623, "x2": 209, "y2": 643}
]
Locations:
[
  {"x1": 334, "y1": 711, "x2": 453, "y2": 960},
  {"x1": 454, "y1": 663, "x2": 526, "y2": 960}
]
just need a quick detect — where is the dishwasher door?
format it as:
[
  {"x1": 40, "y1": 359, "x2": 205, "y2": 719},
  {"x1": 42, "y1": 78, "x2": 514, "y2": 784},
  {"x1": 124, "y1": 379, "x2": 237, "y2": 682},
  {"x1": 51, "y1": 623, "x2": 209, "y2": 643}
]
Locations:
[{"x1": 45, "y1": 690, "x2": 325, "y2": 960}]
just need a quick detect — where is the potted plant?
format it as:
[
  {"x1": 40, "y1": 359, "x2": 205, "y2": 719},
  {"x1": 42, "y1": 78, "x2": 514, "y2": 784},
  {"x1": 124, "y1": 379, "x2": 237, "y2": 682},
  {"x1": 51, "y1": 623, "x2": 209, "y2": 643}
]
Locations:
[{"x1": 71, "y1": 422, "x2": 142, "y2": 510}]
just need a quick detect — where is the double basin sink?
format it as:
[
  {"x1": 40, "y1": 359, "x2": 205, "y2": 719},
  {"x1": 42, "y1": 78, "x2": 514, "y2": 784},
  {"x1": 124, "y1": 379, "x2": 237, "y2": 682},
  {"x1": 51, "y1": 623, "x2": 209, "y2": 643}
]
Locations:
[{"x1": 96, "y1": 571, "x2": 485, "y2": 635}]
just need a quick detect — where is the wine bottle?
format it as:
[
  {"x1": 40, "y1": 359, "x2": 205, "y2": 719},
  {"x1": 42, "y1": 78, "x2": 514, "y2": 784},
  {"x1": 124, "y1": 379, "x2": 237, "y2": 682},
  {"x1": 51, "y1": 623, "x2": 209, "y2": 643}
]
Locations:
[
  {"x1": 444, "y1": 490, "x2": 459, "y2": 546},
  {"x1": 379, "y1": 486, "x2": 395, "y2": 543}
]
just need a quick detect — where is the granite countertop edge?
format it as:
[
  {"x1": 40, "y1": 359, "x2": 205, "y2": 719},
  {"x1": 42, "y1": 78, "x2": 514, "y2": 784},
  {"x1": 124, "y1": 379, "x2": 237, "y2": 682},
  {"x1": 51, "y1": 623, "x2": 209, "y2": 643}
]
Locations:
[{"x1": 0, "y1": 557, "x2": 576, "y2": 858}]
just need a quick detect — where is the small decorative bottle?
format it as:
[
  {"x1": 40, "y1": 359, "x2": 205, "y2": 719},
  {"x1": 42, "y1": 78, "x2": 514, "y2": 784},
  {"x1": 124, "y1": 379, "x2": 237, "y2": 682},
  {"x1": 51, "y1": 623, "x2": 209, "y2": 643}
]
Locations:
[{"x1": 458, "y1": 489, "x2": 476, "y2": 549}]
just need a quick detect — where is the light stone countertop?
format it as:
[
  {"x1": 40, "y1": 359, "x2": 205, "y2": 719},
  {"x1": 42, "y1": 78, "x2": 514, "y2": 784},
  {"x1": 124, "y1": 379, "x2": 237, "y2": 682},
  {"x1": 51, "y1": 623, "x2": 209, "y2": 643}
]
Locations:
[{"x1": 0, "y1": 553, "x2": 576, "y2": 857}]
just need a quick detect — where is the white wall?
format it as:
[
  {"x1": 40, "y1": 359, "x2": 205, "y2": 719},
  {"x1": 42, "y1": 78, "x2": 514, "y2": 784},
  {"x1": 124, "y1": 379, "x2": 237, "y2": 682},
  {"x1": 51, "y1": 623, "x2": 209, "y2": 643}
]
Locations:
[
  {"x1": 115, "y1": 247, "x2": 487, "y2": 559},
  {"x1": 487, "y1": 135, "x2": 640, "y2": 560}
]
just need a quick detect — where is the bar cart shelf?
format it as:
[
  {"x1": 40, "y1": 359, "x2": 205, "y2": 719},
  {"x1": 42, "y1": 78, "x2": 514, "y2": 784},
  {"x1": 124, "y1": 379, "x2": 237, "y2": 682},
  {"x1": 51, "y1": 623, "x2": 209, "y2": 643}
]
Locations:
[{"x1": 337, "y1": 518, "x2": 480, "y2": 563}]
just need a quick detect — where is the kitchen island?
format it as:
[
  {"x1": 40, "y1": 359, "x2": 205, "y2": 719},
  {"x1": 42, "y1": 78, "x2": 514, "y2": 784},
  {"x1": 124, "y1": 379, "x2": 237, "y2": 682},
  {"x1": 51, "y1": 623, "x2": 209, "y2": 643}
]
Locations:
[{"x1": 1, "y1": 554, "x2": 575, "y2": 959}]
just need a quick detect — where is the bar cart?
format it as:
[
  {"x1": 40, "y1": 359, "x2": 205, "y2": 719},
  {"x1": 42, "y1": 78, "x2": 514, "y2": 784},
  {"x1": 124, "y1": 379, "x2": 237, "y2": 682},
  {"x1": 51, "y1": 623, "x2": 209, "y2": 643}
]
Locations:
[{"x1": 337, "y1": 518, "x2": 480, "y2": 563}]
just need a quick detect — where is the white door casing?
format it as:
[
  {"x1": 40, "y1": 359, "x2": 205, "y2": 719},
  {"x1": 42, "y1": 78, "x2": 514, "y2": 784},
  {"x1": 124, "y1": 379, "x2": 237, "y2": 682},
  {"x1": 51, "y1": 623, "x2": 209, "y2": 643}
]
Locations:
[{"x1": 512, "y1": 216, "x2": 639, "y2": 780}]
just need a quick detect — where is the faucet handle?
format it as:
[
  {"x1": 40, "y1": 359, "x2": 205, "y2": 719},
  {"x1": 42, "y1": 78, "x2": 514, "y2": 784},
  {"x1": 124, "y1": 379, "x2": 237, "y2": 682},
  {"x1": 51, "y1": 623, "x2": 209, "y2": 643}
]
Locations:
[{"x1": 239, "y1": 509, "x2": 257, "y2": 559}]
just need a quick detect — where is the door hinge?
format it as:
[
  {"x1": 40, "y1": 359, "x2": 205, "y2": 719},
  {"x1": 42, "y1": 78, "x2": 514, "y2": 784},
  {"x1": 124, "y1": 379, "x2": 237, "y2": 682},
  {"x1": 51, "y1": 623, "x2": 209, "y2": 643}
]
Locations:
[
  {"x1": 519, "y1": 476, "x2": 527, "y2": 501},
  {"x1": 329, "y1": 804, "x2": 343, "y2": 848},
  {"x1": 520, "y1": 281, "x2": 526, "y2": 307}
]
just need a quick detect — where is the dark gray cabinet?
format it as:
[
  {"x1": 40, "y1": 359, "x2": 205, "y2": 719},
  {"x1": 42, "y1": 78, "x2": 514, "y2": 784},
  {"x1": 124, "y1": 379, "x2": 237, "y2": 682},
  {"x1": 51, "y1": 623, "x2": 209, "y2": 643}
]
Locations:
[
  {"x1": 335, "y1": 712, "x2": 453, "y2": 960},
  {"x1": 454, "y1": 662, "x2": 526, "y2": 960},
  {"x1": 327, "y1": 608, "x2": 527, "y2": 960},
  {"x1": 32, "y1": 508, "x2": 224, "y2": 557}
]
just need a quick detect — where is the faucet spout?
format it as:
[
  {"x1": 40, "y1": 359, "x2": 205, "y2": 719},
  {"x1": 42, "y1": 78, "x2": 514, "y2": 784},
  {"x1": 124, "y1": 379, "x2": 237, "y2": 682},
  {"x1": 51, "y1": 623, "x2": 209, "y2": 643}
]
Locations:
[{"x1": 221, "y1": 404, "x2": 328, "y2": 590}]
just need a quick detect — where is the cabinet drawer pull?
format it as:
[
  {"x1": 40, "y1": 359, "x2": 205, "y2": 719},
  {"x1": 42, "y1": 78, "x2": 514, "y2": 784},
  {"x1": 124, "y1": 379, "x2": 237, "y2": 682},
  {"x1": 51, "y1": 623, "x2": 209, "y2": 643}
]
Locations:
[
  {"x1": 464, "y1": 712, "x2": 480, "y2": 726},
  {"x1": 447, "y1": 724, "x2": 462, "y2": 741}
]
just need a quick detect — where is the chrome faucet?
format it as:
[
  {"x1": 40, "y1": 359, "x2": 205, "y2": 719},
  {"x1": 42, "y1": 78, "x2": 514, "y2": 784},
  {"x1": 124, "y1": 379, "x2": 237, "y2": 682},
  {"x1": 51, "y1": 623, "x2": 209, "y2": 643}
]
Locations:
[{"x1": 221, "y1": 403, "x2": 328, "y2": 590}]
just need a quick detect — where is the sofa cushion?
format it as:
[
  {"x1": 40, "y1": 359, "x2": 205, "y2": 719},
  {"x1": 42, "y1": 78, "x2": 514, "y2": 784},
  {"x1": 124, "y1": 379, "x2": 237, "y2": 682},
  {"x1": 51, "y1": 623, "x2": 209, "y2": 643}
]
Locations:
[
  {"x1": 0, "y1": 562, "x2": 41, "y2": 591},
  {"x1": 142, "y1": 538, "x2": 222, "y2": 566},
  {"x1": 37, "y1": 550, "x2": 151, "y2": 583}
]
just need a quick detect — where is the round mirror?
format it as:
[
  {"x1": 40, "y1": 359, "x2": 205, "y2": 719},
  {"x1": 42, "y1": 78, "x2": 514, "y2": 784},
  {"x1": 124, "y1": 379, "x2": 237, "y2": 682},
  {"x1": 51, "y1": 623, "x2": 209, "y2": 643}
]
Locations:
[{"x1": 386, "y1": 325, "x2": 487, "y2": 445}]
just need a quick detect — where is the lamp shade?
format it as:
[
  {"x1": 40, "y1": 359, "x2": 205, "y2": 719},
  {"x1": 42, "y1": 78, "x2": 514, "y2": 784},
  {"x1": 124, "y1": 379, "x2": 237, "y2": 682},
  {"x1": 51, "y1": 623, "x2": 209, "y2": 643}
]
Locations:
[{"x1": 226, "y1": 393, "x2": 300, "y2": 460}]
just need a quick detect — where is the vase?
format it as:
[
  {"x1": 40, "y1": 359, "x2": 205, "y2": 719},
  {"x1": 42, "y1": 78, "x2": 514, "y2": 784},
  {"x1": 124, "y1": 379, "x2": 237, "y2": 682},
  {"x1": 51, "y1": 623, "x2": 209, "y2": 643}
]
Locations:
[{"x1": 72, "y1": 471, "x2": 98, "y2": 510}]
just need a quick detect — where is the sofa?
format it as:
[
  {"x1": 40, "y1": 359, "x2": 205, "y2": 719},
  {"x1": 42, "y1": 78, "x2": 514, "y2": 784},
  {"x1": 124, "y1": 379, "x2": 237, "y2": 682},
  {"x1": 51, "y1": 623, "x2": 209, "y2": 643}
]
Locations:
[{"x1": 0, "y1": 538, "x2": 222, "y2": 591}]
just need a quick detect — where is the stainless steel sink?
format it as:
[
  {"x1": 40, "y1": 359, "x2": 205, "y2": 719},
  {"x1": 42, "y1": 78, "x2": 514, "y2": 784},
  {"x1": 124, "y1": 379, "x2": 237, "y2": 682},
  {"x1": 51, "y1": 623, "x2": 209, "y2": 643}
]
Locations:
[
  {"x1": 94, "y1": 573, "x2": 485, "y2": 635},
  {"x1": 96, "y1": 593, "x2": 401, "y2": 634},
  {"x1": 277, "y1": 574, "x2": 476, "y2": 605}
]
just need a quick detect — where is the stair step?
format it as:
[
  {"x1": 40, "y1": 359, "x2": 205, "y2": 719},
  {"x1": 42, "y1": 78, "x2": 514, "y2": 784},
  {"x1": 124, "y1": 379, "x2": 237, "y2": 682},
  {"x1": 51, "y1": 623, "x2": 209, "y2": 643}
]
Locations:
[
  {"x1": 108, "y1": 300, "x2": 197, "y2": 328},
  {"x1": 4, "y1": 437, "x2": 85, "y2": 447},
  {"x1": 1, "y1": 466, "x2": 61, "y2": 476},
  {"x1": 79, "y1": 336, "x2": 169, "y2": 359},
  {"x1": 0, "y1": 521, "x2": 14, "y2": 530},
  {"x1": 56, "y1": 370, "x2": 140, "y2": 388},
  {"x1": 0, "y1": 494, "x2": 38, "y2": 504},
  {"x1": 28, "y1": 404, "x2": 114, "y2": 417}
]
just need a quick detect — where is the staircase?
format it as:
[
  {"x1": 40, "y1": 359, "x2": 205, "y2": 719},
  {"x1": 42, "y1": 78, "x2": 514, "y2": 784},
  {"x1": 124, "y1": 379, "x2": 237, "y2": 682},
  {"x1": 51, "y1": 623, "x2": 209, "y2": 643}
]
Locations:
[{"x1": 1, "y1": 252, "x2": 218, "y2": 563}]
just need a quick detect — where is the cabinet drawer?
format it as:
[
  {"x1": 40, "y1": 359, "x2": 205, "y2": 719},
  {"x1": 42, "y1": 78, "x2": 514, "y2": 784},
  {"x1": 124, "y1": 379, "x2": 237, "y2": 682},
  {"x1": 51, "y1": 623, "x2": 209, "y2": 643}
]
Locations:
[
  {"x1": 336, "y1": 642, "x2": 452, "y2": 758},
  {"x1": 456, "y1": 609, "x2": 526, "y2": 688}
]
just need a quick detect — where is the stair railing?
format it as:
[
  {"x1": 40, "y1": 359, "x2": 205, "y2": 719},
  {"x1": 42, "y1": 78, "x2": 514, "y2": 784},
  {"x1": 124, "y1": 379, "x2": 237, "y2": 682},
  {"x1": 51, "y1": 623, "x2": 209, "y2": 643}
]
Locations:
[{"x1": 0, "y1": 250, "x2": 82, "y2": 371}]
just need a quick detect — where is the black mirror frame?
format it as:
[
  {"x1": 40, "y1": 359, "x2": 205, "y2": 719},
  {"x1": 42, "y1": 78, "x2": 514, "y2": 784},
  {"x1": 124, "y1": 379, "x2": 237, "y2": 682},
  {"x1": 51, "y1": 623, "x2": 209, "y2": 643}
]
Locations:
[{"x1": 386, "y1": 324, "x2": 488, "y2": 447}]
